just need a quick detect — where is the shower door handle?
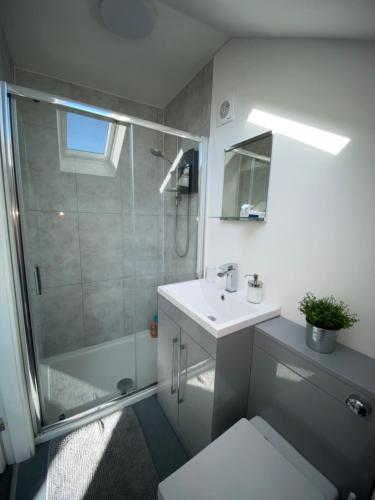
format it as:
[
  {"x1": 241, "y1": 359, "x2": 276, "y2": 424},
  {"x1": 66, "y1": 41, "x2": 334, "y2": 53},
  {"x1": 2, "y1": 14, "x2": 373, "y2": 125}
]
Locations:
[
  {"x1": 33, "y1": 265, "x2": 41, "y2": 296},
  {"x1": 170, "y1": 337, "x2": 178, "y2": 394}
]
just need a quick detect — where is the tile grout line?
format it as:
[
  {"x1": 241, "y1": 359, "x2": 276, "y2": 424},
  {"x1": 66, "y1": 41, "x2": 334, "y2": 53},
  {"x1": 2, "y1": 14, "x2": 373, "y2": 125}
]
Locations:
[
  {"x1": 75, "y1": 164, "x2": 87, "y2": 352},
  {"x1": 119, "y1": 123, "x2": 125, "y2": 342},
  {"x1": 129, "y1": 124, "x2": 138, "y2": 389}
]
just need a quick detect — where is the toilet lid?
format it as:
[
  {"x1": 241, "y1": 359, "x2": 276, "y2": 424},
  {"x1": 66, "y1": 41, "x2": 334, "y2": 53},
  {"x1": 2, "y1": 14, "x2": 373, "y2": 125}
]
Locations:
[
  {"x1": 249, "y1": 416, "x2": 337, "y2": 499},
  {"x1": 158, "y1": 418, "x2": 337, "y2": 500}
]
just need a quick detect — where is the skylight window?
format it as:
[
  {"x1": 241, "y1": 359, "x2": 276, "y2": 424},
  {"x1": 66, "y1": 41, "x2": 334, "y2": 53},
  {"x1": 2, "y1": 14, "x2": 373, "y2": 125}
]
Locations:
[
  {"x1": 57, "y1": 110, "x2": 126, "y2": 177},
  {"x1": 66, "y1": 112, "x2": 109, "y2": 154}
]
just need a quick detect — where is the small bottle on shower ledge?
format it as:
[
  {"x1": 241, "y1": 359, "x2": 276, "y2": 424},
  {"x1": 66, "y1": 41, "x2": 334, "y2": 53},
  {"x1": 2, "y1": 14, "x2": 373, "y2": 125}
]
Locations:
[{"x1": 150, "y1": 314, "x2": 158, "y2": 338}]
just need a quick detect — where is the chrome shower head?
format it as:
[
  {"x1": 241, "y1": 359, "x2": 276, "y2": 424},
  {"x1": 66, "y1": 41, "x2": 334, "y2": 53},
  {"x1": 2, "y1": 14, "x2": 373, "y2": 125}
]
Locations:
[
  {"x1": 150, "y1": 148, "x2": 163, "y2": 158},
  {"x1": 150, "y1": 148, "x2": 173, "y2": 165}
]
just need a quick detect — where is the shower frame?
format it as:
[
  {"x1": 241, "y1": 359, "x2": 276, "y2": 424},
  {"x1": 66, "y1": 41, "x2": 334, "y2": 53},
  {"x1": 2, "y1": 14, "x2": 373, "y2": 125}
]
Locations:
[{"x1": 0, "y1": 81, "x2": 208, "y2": 441}]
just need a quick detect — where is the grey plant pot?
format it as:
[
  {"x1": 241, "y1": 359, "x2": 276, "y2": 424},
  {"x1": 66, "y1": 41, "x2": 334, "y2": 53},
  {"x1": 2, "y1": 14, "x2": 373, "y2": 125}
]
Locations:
[{"x1": 306, "y1": 322, "x2": 338, "y2": 354}]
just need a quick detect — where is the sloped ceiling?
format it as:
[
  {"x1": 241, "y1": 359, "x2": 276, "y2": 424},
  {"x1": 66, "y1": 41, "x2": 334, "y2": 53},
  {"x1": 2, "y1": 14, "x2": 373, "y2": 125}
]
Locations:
[
  {"x1": 163, "y1": 0, "x2": 375, "y2": 40},
  {"x1": 1, "y1": 0, "x2": 374, "y2": 108},
  {"x1": 0, "y1": 0, "x2": 227, "y2": 107}
]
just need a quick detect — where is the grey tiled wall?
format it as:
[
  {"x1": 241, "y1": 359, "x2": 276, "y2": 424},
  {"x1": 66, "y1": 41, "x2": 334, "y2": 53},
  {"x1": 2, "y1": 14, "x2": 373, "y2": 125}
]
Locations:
[
  {"x1": 14, "y1": 66, "x2": 212, "y2": 358},
  {"x1": 15, "y1": 70, "x2": 165, "y2": 358},
  {"x1": 0, "y1": 21, "x2": 13, "y2": 82},
  {"x1": 164, "y1": 61, "x2": 213, "y2": 137},
  {"x1": 163, "y1": 61, "x2": 213, "y2": 283}
]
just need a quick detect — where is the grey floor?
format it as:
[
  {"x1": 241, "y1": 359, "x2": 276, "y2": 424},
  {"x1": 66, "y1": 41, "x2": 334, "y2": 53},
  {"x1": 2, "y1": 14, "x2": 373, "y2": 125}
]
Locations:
[
  {"x1": 10, "y1": 395, "x2": 188, "y2": 500},
  {"x1": 0, "y1": 465, "x2": 13, "y2": 500}
]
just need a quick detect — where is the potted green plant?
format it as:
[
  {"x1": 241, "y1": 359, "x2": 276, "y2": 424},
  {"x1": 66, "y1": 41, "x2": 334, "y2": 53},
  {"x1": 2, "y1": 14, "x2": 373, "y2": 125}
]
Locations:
[{"x1": 298, "y1": 293, "x2": 358, "y2": 353}]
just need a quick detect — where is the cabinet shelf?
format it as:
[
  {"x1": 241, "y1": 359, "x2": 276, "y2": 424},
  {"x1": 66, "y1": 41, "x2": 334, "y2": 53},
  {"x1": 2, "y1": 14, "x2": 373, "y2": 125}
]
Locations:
[{"x1": 208, "y1": 216, "x2": 266, "y2": 221}]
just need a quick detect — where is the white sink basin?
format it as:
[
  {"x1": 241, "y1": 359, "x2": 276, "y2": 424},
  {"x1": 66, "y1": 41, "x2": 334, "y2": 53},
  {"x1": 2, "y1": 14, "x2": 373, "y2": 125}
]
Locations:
[{"x1": 158, "y1": 279, "x2": 280, "y2": 338}]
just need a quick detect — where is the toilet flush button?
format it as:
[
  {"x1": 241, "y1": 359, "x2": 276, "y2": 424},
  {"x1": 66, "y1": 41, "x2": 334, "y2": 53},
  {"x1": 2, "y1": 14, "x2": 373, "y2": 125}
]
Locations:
[{"x1": 346, "y1": 395, "x2": 372, "y2": 417}]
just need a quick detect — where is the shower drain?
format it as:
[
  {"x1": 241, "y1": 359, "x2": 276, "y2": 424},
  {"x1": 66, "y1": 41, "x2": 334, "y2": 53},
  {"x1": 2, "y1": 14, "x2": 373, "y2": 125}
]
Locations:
[
  {"x1": 207, "y1": 315, "x2": 216, "y2": 321},
  {"x1": 117, "y1": 377, "x2": 134, "y2": 395}
]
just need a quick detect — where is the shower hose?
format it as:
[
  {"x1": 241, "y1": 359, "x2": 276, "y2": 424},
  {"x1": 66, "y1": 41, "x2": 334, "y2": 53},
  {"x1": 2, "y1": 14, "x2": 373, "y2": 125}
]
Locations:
[{"x1": 175, "y1": 192, "x2": 190, "y2": 258}]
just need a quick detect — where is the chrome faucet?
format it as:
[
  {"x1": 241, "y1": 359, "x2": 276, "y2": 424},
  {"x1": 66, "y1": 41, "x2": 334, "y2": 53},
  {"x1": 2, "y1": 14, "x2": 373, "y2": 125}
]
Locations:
[{"x1": 217, "y1": 263, "x2": 238, "y2": 292}]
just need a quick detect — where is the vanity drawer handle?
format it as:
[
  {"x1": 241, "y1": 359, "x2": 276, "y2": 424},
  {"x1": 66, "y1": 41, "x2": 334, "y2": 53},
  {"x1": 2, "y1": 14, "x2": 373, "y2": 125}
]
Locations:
[
  {"x1": 178, "y1": 344, "x2": 188, "y2": 404},
  {"x1": 170, "y1": 337, "x2": 178, "y2": 394},
  {"x1": 346, "y1": 395, "x2": 372, "y2": 417}
]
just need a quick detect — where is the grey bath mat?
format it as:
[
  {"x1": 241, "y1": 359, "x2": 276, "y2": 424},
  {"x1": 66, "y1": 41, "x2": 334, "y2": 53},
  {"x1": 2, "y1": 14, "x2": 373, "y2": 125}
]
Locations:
[{"x1": 47, "y1": 407, "x2": 159, "y2": 500}]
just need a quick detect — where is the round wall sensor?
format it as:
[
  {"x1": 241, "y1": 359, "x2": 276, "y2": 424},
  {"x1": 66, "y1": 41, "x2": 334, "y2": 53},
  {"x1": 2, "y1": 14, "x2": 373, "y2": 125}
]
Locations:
[{"x1": 101, "y1": 0, "x2": 156, "y2": 40}]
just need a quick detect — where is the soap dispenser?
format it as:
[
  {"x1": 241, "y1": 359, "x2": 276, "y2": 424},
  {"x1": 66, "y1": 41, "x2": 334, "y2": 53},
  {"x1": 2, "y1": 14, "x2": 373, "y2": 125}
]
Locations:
[{"x1": 244, "y1": 274, "x2": 263, "y2": 304}]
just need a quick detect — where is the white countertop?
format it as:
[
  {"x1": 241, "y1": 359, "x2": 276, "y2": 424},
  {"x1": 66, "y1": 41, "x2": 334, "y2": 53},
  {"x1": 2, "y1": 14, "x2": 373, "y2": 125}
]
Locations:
[{"x1": 158, "y1": 279, "x2": 280, "y2": 338}]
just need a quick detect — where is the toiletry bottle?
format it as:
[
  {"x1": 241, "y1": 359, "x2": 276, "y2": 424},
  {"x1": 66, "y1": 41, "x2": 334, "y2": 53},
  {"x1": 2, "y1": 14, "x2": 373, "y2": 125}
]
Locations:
[
  {"x1": 244, "y1": 274, "x2": 263, "y2": 304},
  {"x1": 150, "y1": 314, "x2": 158, "y2": 338}
]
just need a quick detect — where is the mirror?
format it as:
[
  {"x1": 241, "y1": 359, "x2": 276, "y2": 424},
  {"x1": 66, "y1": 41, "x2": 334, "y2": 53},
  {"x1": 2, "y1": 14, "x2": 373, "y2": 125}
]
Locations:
[{"x1": 221, "y1": 132, "x2": 272, "y2": 220}]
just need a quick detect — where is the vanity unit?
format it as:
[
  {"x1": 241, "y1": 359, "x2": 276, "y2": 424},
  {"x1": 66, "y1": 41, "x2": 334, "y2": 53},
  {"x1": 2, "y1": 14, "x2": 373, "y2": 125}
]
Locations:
[
  {"x1": 159, "y1": 317, "x2": 375, "y2": 500},
  {"x1": 157, "y1": 279, "x2": 280, "y2": 456}
]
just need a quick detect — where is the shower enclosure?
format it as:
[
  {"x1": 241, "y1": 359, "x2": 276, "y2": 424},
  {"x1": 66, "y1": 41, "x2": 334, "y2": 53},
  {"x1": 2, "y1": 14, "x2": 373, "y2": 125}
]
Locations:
[{"x1": 0, "y1": 82, "x2": 206, "y2": 434}]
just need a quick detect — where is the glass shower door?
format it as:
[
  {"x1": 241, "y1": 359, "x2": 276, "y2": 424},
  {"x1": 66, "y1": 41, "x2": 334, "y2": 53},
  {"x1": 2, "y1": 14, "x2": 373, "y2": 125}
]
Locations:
[
  {"x1": 12, "y1": 96, "x2": 138, "y2": 426},
  {"x1": 10, "y1": 93, "x2": 202, "y2": 428}
]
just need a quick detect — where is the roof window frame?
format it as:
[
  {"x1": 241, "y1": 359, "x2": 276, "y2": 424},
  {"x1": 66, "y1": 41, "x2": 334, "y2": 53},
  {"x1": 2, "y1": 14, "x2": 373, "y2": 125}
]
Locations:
[{"x1": 56, "y1": 109, "x2": 126, "y2": 177}]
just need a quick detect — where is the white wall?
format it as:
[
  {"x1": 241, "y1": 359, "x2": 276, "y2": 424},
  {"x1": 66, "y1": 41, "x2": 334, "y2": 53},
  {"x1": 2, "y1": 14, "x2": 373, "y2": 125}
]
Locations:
[
  {"x1": 0, "y1": 75, "x2": 35, "y2": 463},
  {"x1": 206, "y1": 39, "x2": 375, "y2": 358},
  {"x1": 0, "y1": 138, "x2": 35, "y2": 463}
]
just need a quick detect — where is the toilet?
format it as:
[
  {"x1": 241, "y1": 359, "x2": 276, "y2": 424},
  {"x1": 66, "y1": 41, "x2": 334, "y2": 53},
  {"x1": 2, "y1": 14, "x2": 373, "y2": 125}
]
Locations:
[{"x1": 158, "y1": 416, "x2": 338, "y2": 500}]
